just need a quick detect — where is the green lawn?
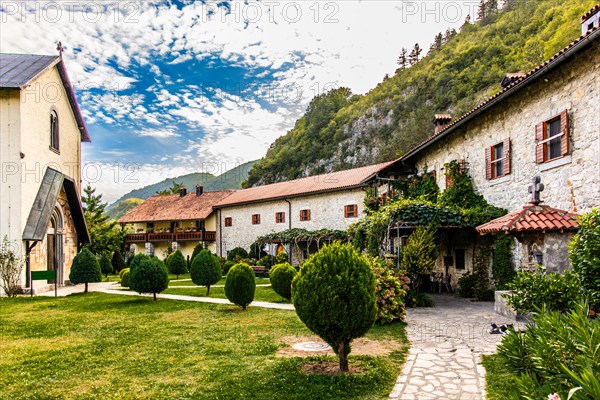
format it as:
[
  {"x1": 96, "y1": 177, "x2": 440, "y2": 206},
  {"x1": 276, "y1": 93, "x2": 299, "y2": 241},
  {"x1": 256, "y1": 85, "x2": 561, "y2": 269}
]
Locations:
[
  {"x1": 482, "y1": 354, "x2": 520, "y2": 400},
  {"x1": 0, "y1": 294, "x2": 407, "y2": 400},
  {"x1": 163, "y1": 285, "x2": 289, "y2": 303}
]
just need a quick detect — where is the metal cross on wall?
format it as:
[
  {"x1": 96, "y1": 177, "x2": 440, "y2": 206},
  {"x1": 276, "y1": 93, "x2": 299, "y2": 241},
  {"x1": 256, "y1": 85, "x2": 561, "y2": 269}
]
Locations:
[{"x1": 528, "y1": 176, "x2": 544, "y2": 204}]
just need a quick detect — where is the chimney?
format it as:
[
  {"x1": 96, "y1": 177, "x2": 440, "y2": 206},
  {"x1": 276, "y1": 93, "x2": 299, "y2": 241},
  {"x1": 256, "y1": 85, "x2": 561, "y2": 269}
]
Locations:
[
  {"x1": 179, "y1": 188, "x2": 187, "y2": 197},
  {"x1": 196, "y1": 185, "x2": 204, "y2": 196},
  {"x1": 433, "y1": 114, "x2": 452, "y2": 134},
  {"x1": 500, "y1": 73, "x2": 526, "y2": 90},
  {"x1": 581, "y1": 5, "x2": 600, "y2": 35}
]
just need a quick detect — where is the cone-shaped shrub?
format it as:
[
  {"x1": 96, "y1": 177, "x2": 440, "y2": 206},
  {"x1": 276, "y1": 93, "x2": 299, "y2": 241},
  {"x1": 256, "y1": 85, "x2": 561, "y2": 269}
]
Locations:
[
  {"x1": 111, "y1": 251, "x2": 125, "y2": 273},
  {"x1": 191, "y1": 243, "x2": 203, "y2": 264},
  {"x1": 168, "y1": 250, "x2": 188, "y2": 279},
  {"x1": 120, "y1": 268, "x2": 131, "y2": 287},
  {"x1": 130, "y1": 253, "x2": 150, "y2": 271},
  {"x1": 269, "y1": 262, "x2": 297, "y2": 300},
  {"x1": 191, "y1": 250, "x2": 222, "y2": 295},
  {"x1": 99, "y1": 253, "x2": 113, "y2": 278},
  {"x1": 292, "y1": 242, "x2": 377, "y2": 372},
  {"x1": 225, "y1": 263, "x2": 255, "y2": 310},
  {"x1": 130, "y1": 256, "x2": 169, "y2": 301},
  {"x1": 69, "y1": 248, "x2": 102, "y2": 293}
]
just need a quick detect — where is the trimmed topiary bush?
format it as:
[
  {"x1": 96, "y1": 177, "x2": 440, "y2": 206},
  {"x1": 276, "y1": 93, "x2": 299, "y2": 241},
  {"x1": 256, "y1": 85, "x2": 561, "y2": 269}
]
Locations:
[
  {"x1": 275, "y1": 252, "x2": 289, "y2": 264},
  {"x1": 129, "y1": 253, "x2": 150, "y2": 272},
  {"x1": 257, "y1": 255, "x2": 276, "y2": 268},
  {"x1": 99, "y1": 253, "x2": 113, "y2": 278},
  {"x1": 191, "y1": 250, "x2": 222, "y2": 295},
  {"x1": 269, "y1": 263, "x2": 297, "y2": 300},
  {"x1": 168, "y1": 250, "x2": 187, "y2": 279},
  {"x1": 191, "y1": 243, "x2": 204, "y2": 264},
  {"x1": 222, "y1": 260, "x2": 236, "y2": 276},
  {"x1": 130, "y1": 256, "x2": 169, "y2": 301},
  {"x1": 292, "y1": 242, "x2": 377, "y2": 372},
  {"x1": 120, "y1": 268, "x2": 131, "y2": 288},
  {"x1": 227, "y1": 247, "x2": 249, "y2": 261},
  {"x1": 224, "y1": 263, "x2": 256, "y2": 310},
  {"x1": 69, "y1": 248, "x2": 102, "y2": 293},
  {"x1": 111, "y1": 251, "x2": 125, "y2": 274}
]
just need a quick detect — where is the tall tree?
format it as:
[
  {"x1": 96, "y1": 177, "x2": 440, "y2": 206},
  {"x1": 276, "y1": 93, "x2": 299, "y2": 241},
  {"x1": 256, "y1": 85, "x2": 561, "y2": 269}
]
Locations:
[
  {"x1": 443, "y1": 29, "x2": 457, "y2": 44},
  {"x1": 430, "y1": 32, "x2": 443, "y2": 53},
  {"x1": 408, "y1": 43, "x2": 422, "y2": 66},
  {"x1": 156, "y1": 181, "x2": 185, "y2": 195},
  {"x1": 396, "y1": 47, "x2": 408, "y2": 69},
  {"x1": 477, "y1": 0, "x2": 486, "y2": 21},
  {"x1": 460, "y1": 14, "x2": 472, "y2": 31},
  {"x1": 82, "y1": 185, "x2": 126, "y2": 255},
  {"x1": 485, "y1": 0, "x2": 498, "y2": 17}
]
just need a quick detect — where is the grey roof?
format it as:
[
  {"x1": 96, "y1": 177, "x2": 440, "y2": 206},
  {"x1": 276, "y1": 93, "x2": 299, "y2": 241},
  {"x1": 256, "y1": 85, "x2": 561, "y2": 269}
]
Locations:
[
  {"x1": 0, "y1": 54, "x2": 59, "y2": 88},
  {"x1": 23, "y1": 168, "x2": 90, "y2": 244},
  {"x1": 0, "y1": 53, "x2": 91, "y2": 142}
]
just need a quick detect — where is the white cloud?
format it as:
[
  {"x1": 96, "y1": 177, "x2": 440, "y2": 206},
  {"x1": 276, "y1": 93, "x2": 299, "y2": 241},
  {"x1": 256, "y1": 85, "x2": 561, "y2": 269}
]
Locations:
[{"x1": 138, "y1": 128, "x2": 180, "y2": 138}]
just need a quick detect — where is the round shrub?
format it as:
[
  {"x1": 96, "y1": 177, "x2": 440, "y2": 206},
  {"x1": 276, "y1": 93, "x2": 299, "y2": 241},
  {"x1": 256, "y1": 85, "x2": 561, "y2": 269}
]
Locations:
[
  {"x1": 120, "y1": 268, "x2": 131, "y2": 288},
  {"x1": 292, "y1": 242, "x2": 377, "y2": 372},
  {"x1": 275, "y1": 252, "x2": 289, "y2": 264},
  {"x1": 129, "y1": 253, "x2": 150, "y2": 272},
  {"x1": 111, "y1": 251, "x2": 125, "y2": 274},
  {"x1": 222, "y1": 260, "x2": 236, "y2": 276},
  {"x1": 69, "y1": 248, "x2": 102, "y2": 293},
  {"x1": 191, "y1": 250, "x2": 222, "y2": 295},
  {"x1": 130, "y1": 257, "x2": 169, "y2": 301},
  {"x1": 99, "y1": 253, "x2": 113, "y2": 278},
  {"x1": 168, "y1": 250, "x2": 188, "y2": 279},
  {"x1": 257, "y1": 255, "x2": 276, "y2": 268},
  {"x1": 269, "y1": 263, "x2": 297, "y2": 300},
  {"x1": 224, "y1": 263, "x2": 256, "y2": 310},
  {"x1": 227, "y1": 247, "x2": 249, "y2": 262}
]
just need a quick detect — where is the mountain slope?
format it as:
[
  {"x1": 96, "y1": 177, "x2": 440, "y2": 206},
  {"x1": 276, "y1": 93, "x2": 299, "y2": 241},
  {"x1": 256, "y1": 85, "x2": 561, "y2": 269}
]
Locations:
[
  {"x1": 106, "y1": 161, "x2": 258, "y2": 214},
  {"x1": 244, "y1": 0, "x2": 596, "y2": 187}
]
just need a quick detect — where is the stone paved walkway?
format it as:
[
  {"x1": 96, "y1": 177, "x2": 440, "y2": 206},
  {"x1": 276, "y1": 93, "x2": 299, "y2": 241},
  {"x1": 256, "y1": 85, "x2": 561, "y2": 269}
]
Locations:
[{"x1": 389, "y1": 294, "x2": 519, "y2": 400}]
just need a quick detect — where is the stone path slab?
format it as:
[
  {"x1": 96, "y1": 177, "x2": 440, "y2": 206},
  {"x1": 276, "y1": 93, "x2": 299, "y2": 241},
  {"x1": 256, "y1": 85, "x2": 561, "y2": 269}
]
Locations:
[{"x1": 389, "y1": 294, "x2": 519, "y2": 400}]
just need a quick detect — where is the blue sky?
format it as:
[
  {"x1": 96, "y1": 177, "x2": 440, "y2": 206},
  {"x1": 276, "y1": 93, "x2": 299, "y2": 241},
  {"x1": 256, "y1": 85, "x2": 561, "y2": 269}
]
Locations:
[{"x1": 1, "y1": 1, "x2": 476, "y2": 202}]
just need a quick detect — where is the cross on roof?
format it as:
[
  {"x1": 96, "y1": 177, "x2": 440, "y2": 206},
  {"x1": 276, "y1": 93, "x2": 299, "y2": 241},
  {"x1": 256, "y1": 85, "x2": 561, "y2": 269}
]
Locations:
[
  {"x1": 528, "y1": 176, "x2": 544, "y2": 205},
  {"x1": 56, "y1": 41, "x2": 64, "y2": 56}
]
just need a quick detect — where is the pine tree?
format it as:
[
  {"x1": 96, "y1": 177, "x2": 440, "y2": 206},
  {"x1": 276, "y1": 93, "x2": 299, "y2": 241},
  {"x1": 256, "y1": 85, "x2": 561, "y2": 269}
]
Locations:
[
  {"x1": 397, "y1": 47, "x2": 408, "y2": 69},
  {"x1": 156, "y1": 181, "x2": 185, "y2": 195},
  {"x1": 443, "y1": 29, "x2": 457, "y2": 44},
  {"x1": 99, "y1": 253, "x2": 113, "y2": 278},
  {"x1": 477, "y1": 0, "x2": 486, "y2": 21},
  {"x1": 461, "y1": 14, "x2": 472, "y2": 32},
  {"x1": 69, "y1": 248, "x2": 102, "y2": 293},
  {"x1": 168, "y1": 250, "x2": 187, "y2": 280},
  {"x1": 82, "y1": 185, "x2": 126, "y2": 255},
  {"x1": 408, "y1": 43, "x2": 422, "y2": 66},
  {"x1": 111, "y1": 251, "x2": 125, "y2": 273},
  {"x1": 485, "y1": 0, "x2": 498, "y2": 16},
  {"x1": 430, "y1": 33, "x2": 443, "y2": 52}
]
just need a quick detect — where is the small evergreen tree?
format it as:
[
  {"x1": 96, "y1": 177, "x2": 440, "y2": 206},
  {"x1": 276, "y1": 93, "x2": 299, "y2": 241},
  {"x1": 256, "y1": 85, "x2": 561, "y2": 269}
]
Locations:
[
  {"x1": 269, "y1": 263, "x2": 297, "y2": 300},
  {"x1": 168, "y1": 250, "x2": 188, "y2": 279},
  {"x1": 430, "y1": 32, "x2": 443, "y2": 52},
  {"x1": 82, "y1": 185, "x2": 126, "y2": 255},
  {"x1": 111, "y1": 251, "x2": 125, "y2": 274},
  {"x1": 224, "y1": 263, "x2": 256, "y2": 310},
  {"x1": 191, "y1": 250, "x2": 222, "y2": 295},
  {"x1": 400, "y1": 226, "x2": 438, "y2": 291},
  {"x1": 408, "y1": 43, "x2": 422, "y2": 65},
  {"x1": 397, "y1": 47, "x2": 408, "y2": 69},
  {"x1": 190, "y1": 243, "x2": 203, "y2": 264},
  {"x1": 292, "y1": 242, "x2": 377, "y2": 372},
  {"x1": 99, "y1": 253, "x2": 113, "y2": 278},
  {"x1": 156, "y1": 181, "x2": 185, "y2": 195},
  {"x1": 477, "y1": 0, "x2": 486, "y2": 21},
  {"x1": 130, "y1": 256, "x2": 169, "y2": 301},
  {"x1": 69, "y1": 248, "x2": 102, "y2": 293}
]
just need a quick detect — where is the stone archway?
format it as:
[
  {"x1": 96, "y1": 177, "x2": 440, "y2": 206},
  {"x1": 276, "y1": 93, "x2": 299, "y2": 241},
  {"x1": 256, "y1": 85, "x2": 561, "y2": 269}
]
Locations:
[{"x1": 47, "y1": 206, "x2": 65, "y2": 284}]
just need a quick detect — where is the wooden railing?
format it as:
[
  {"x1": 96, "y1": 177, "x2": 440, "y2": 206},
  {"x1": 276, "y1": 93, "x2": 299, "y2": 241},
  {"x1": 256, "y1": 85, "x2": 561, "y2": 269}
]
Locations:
[{"x1": 125, "y1": 231, "x2": 217, "y2": 243}]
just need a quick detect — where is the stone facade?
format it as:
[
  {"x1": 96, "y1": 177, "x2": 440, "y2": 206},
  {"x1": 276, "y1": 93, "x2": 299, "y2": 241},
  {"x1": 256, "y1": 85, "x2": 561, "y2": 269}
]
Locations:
[
  {"x1": 217, "y1": 188, "x2": 366, "y2": 263},
  {"x1": 413, "y1": 40, "x2": 599, "y2": 215}
]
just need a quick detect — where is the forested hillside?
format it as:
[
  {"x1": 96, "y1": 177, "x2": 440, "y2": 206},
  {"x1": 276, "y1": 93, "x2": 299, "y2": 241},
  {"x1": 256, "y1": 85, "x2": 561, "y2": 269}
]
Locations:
[{"x1": 244, "y1": 0, "x2": 596, "y2": 187}]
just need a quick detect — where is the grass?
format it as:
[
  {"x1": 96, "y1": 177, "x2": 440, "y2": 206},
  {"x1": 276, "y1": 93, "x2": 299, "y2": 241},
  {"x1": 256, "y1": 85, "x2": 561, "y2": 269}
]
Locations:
[
  {"x1": 163, "y1": 286, "x2": 290, "y2": 303},
  {"x1": 0, "y1": 294, "x2": 408, "y2": 399},
  {"x1": 481, "y1": 354, "x2": 520, "y2": 400}
]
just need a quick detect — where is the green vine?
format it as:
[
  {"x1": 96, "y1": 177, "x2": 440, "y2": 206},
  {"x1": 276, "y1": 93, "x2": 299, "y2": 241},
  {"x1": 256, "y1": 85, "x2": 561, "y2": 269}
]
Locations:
[
  {"x1": 253, "y1": 228, "x2": 349, "y2": 260},
  {"x1": 492, "y1": 233, "x2": 516, "y2": 290}
]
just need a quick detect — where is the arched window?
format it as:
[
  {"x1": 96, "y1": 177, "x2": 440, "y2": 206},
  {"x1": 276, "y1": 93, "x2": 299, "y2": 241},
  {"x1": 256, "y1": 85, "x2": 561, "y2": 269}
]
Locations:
[{"x1": 50, "y1": 110, "x2": 59, "y2": 151}]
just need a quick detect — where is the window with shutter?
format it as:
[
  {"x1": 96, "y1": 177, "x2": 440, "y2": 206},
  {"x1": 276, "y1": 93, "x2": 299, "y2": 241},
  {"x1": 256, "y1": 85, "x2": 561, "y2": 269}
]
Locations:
[
  {"x1": 485, "y1": 146, "x2": 493, "y2": 179},
  {"x1": 276, "y1": 212, "x2": 285, "y2": 223},
  {"x1": 300, "y1": 209, "x2": 311, "y2": 222},
  {"x1": 224, "y1": 217, "x2": 232, "y2": 227},
  {"x1": 252, "y1": 214, "x2": 261, "y2": 225},
  {"x1": 503, "y1": 138, "x2": 511, "y2": 176},
  {"x1": 344, "y1": 205, "x2": 358, "y2": 218},
  {"x1": 536, "y1": 110, "x2": 570, "y2": 163}
]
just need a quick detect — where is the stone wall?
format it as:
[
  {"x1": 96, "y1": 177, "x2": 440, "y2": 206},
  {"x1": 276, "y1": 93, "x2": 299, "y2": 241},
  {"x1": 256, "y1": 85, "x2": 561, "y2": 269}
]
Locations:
[
  {"x1": 217, "y1": 188, "x2": 365, "y2": 261},
  {"x1": 414, "y1": 40, "x2": 600, "y2": 215}
]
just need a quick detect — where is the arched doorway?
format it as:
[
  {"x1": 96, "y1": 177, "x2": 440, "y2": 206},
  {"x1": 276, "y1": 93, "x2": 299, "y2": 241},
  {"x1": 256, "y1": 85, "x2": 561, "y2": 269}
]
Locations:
[{"x1": 47, "y1": 207, "x2": 65, "y2": 284}]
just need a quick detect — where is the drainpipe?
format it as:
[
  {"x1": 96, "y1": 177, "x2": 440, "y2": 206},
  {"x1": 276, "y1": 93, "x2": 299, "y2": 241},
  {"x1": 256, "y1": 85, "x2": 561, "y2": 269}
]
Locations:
[
  {"x1": 218, "y1": 209, "x2": 223, "y2": 257},
  {"x1": 284, "y1": 199, "x2": 292, "y2": 262}
]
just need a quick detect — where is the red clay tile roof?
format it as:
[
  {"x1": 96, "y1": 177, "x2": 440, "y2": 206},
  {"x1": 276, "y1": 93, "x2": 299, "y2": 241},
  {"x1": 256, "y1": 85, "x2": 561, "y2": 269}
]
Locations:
[
  {"x1": 119, "y1": 190, "x2": 234, "y2": 223},
  {"x1": 215, "y1": 160, "x2": 400, "y2": 207},
  {"x1": 476, "y1": 203, "x2": 580, "y2": 235},
  {"x1": 402, "y1": 26, "x2": 600, "y2": 160},
  {"x1": 581, "y1": 4, "x2": 600, "y2": 22}
]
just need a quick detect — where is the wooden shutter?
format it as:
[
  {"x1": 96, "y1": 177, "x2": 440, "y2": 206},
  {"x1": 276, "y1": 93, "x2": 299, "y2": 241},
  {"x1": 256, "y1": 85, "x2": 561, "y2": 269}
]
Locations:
[
  {"x1": 485, "y1": 146, "x2": 492, "y2": 180},
  {"x1": 560, "y1": 109, "x2": 569, "y2": 156},
  {"x1": 535, "y1": 122, "x2": 545, "y2": 163},
  {"x1": 503, "y1": 138, "x2": 511, "y2": 176},
  {"x1": 307, "y1": 210, "x2": 311, "y2": 221}
]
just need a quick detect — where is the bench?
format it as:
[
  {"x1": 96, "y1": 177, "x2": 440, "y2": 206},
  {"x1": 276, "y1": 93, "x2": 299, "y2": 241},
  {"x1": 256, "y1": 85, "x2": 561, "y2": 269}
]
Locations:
[{"x1": 251, "y1": 266, "x2": 268, "y2": 277}]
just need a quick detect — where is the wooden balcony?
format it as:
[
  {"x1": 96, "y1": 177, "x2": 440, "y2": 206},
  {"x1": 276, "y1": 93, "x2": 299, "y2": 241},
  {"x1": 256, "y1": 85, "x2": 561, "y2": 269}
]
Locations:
[{"x1": 125, "y1": 231, "x2": 217, "y2": 244}]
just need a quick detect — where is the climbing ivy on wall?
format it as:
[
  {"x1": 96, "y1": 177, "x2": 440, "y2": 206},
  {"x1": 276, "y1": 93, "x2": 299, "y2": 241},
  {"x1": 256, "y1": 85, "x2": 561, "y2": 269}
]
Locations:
[{"x1": 492, "y1": 233, "x2": 517, "y2": 290}]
